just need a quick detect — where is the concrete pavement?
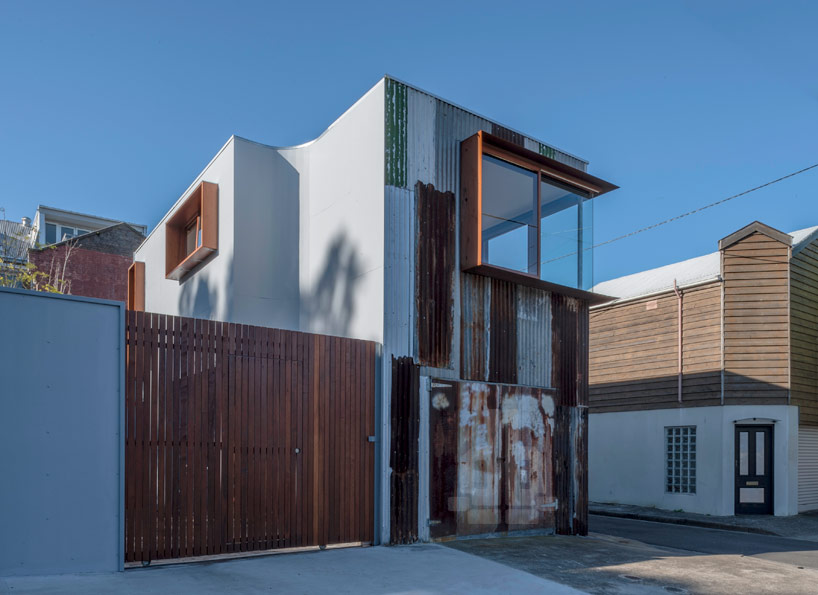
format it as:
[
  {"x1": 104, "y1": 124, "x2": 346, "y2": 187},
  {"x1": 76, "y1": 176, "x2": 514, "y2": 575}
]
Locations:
[
  {"x1": 447, "y1": 515, "x2": 818, "y2": 594},
  {"x1": 0, "y1": 544, "x2": 582, "y2": 595}
]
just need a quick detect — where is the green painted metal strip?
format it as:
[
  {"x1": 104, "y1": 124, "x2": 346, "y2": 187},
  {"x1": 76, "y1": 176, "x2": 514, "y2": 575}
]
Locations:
[
  {"x1": 385, "y1": 79, "x2": 408, "y2": 188},
  {"x1": 538, "y1": 142, "x2": 556, "y2": 160}
]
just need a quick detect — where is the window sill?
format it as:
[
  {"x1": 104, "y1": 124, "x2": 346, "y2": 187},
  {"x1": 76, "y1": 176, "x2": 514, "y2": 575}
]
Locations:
[
  {"x1": 464, "y1": 264, "x2": 613, "y2": 305},
  {"x1": 166, "y1": 244, "x2": 216, "y2": 281}
]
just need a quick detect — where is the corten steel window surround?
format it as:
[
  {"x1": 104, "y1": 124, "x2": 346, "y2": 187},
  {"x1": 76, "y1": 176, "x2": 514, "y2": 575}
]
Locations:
[
  {"x1": 165, "y1": 181, "x2": 218, "y2": 281},
  {"x1": 460, "y1": 131, "x2": 617, "y2": 296}
]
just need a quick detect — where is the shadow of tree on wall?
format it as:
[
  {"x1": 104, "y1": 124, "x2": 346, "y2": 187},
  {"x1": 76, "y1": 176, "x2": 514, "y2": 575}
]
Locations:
[
  {"x1": 177, "y1": 261, "x2": 233, "y2": 323},
  {"x1": 302, "y1": 231, "x2": 363, "y2": 338}
]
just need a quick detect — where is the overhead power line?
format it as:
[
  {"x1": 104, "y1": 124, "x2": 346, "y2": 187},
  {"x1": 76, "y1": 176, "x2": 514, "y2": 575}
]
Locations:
[{"x1": 541, "y1": 161, "x2": 818, "y2": 265}]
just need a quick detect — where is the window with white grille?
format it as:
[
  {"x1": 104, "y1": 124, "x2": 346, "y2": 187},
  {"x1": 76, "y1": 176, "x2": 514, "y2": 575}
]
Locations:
[{"x1": 666, "y1": 426, "x2": 696, "y2": 494}]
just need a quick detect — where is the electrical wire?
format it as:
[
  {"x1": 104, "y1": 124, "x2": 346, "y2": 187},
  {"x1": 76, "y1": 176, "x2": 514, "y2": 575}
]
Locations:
[{"x1": 540, "y1": 161, "x2": 818, "y2": 265}]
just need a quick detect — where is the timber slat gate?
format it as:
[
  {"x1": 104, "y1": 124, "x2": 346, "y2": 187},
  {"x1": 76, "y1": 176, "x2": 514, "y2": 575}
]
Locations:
[{"x1": 125, "y1": 311, "x2": 377, "y2": 563}]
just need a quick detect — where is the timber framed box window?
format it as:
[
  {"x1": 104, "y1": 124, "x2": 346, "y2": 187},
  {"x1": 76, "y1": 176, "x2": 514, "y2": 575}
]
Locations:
[
  {"x1": 460, "y1": 131, "x2": 617, "y2": 290},
  {"x1": 165, "y1": 181, "x2": 218, "y2": 281},
  {"x1": 666, "y1": 426, "x2": 696, "y2": 494},
  {"x1": 127, "y1": 261, "x2": 145, "y2": 311}
]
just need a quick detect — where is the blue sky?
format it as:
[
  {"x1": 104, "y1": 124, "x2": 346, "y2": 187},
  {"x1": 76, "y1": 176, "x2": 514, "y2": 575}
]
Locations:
[{"x1": 2, "y1": 1, "x2": 817, "y2": 283}]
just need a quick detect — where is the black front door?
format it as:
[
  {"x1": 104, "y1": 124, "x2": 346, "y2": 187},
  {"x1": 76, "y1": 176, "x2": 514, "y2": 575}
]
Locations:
[{"x1": 734, "y1": 425, "x2": 773, "y2": 515}]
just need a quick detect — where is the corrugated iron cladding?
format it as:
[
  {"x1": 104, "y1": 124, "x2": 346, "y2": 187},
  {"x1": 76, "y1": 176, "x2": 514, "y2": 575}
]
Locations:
[
  {"x1": 490, "y1": 123, "x2": 525, "y2": 148},
  {"x1": 517, "y1": 286, "x2": 551, "y2": 388},
  {"x1": 389, "y1": 356, "x2": 419, "y2": 544},
  {"x1": 416, "y1": 182, "x2": 455, "y2": 368},
  {"x1": 429, "y1": 380, "x2": 556, "y2": 538},
  {"x1": 551, "y1": 294, "x2": 587, "y2": 407},
  {"x1": 460, "y1": 274, "x2": 551, "y2": 387},
  {"x1": 460, "y1": 273, "x2": 490, "y2": 381},
  {"x1": 384, "y1": 186, "x2": 414, "y2": 356},
  {"x1": 489, "y1": 279, "x2": 517, "y2": 384},
  {"x1": 550, "y1": 294, "x2": 590, "y2": 536},
  {"x1": 429, "y1": 90, "x2": 588, "y2": 197}
]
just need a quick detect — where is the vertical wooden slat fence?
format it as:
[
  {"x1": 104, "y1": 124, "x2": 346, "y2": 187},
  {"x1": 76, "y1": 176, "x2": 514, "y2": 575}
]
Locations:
[{"x1": 125, "y1": 312, "x2": 377, "y2": 563}]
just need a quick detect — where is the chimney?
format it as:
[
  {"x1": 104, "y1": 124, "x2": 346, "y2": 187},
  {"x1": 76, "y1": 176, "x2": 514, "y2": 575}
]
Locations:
[{"x1": 21, "y1": 217, "x2": 31, "y2": 227}]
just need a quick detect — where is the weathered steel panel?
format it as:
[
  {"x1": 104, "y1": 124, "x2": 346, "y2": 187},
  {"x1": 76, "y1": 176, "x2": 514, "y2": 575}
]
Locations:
[
  {"x1": 430, "y1": 381, "x2": 556, "y2": 538},
  {"x1": 460, "y1": 273, "x2": 490, "y2": 381},
  {"x1": 384, "y1": 186, "x2": 415, "y2": 358},
  {"x1": 429, "y1": 380, "x2": 459, "y2": 539},
  {"x1": 550, "y1": 293, "x2": 590, "y2": 536},
  {"x1": 503, "y1": 387, "x2": 556, "y2": 532},
  {"x1": 407, "y1": 88, "x2": 436, "y2": 189},
  {"x1": 416, "y1": 182, "x2": 456, "y2": 368},
  {"x1": 390, "y1": 356, "x2": 419, "y2": 544},
  {"x1": 489, "y1": 279, "x2": 518, "y2": 384},
  {"x1": 490, "y1": 122, "x2": 525, "y2": 147},
  {"x1": 516, "y1": 285, "x2": 552, "y2": 388},
  {"x1": 456, "y1": 382, "x2": 502, "y2": 535}
]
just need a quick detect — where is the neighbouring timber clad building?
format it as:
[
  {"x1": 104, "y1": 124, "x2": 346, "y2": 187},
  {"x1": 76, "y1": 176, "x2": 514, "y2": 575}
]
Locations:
[
  {"x1": 129, "y1": 76, "x2": 617, "y2": 545},
  {"x1": 589, "y1": 221, "x2": 818, "y2": 516}
]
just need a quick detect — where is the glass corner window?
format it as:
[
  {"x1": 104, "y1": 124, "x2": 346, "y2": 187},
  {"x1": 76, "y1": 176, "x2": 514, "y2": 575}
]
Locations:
[
  {"x1": 539, "y1": 178, "x2": 594, "y2": 290},
  {"x1": 479, "y1": 151, "x2": 594, "y2": 290},
  {"x1": 481, "y1": 155, "x2": 538, "y2": 275}
]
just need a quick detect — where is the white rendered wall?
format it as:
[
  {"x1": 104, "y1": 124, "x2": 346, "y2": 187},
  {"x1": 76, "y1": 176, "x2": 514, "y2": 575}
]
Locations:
[
  {"x1": 135, "y1": 83, "x2": 385, "y2": 344},
  {"x1": 135, "y1": 139, "x2": 236, "y2": 321},
  {"x1": 299, "y1": 81, "x2": 385, "y2": 343},
  {"x1": 589, "y1": 405, "x2": 799, "y2": 516}
]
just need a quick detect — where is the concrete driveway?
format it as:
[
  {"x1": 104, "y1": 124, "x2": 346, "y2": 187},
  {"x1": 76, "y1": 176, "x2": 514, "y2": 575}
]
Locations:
[{"x1": 0, "y1": 544, "x2": 581, "y2": 595}]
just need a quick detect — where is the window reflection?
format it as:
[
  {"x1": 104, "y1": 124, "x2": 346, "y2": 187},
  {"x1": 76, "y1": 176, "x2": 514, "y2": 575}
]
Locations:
[{"x1": 481, "y1": 155, "x2": 537, "y2": 275}]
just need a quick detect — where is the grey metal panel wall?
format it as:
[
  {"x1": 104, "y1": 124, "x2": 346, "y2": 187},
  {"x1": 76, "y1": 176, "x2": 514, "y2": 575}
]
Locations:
[
  {"x1": 517, "y1": 285, "x2": 552, "y2": 387},
  {"x1": 0, "y1": 288, "x2": 124, "y2": 576}
]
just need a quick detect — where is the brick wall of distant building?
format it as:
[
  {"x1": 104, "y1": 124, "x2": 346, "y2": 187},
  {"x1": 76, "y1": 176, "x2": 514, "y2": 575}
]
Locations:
[{"x1": 29, "y1": 245, "x2": 132, "y2": 302}]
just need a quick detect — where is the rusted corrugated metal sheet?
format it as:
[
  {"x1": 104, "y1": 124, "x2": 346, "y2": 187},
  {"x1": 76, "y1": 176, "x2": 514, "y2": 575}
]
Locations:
[
  {"x1": 461, "y1": 275, "x2": 552, "y2": 387},
  {"x1": 550, "y1": 293, "x2": 590, "y2": 536},
  {"x1": 429, "y1": 380, "x2": 556, "y2": 538},
  {"x1": 460, "y1": 273, "x2": 490, "y2": 381},
  {"x1": 429, "y1": 380, "x2": 459, "y2": 539},
  {"x1": 490, "y1": 122, "x2": 525, "y2": 147},
  {"x1": 416, "y1": 182, "x2": 455, "y2": 368},
  {"x1": 390, "y1": 356, "x2": 419, "y2": 544},
  {"x1": 489, "y1": 279, "x2": 518, "y2": 384}
]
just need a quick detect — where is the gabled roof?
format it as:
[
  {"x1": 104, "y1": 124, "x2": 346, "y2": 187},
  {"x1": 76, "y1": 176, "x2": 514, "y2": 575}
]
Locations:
[
  {"x1": 718, "y1": 221, "x2": 792, "y2": 250},
  {"x1": 593, "y1": 224, "x2": 818, "y2": 302}
]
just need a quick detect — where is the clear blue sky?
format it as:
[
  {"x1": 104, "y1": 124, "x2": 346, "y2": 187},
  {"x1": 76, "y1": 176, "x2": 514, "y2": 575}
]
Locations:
[{"x1": 2, "y1": 1, "x2": 817, "y2": 284}]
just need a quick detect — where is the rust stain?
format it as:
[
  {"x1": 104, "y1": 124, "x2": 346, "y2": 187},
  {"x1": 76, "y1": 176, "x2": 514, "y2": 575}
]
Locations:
[{"x1": 449, "y1": 381, "x2": 555, "y2": 537}]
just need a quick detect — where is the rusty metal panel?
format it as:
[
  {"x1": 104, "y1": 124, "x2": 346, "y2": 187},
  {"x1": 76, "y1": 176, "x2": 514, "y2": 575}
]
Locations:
[
  {"x1": 572, "y1": 406, "x2": 589, "y2": 535},
  {"x1": 516, "y1": 285, "x2": 552, "y2": 388},
  {"x1": 489, "y1": 278, "x2": 517, "y2": 384},
  {"x1": 390, "y1": 356, "x2": 420, "y2": 544},
  {"x1": 551, "y1": 294, "x2": 580, "y2": 407},
  {"x1": 460, "y1": 273, "x2": 490, "y2": 381},
  {"x1": 429, "y1": 380, "x2": 459, "y2": 539},
  {"x1": 550, "y1": 293, "x2": 590, "y2": 536},
  {"x1": 430, "y1": 381, "x2": 556, "y2": 538},
  {"x1": 503, "y1": 386, "x2": 557, "y2": 532},
  {"x1": 456, "y1": 382, "x2": 502, "y2": 535},
  {"x1": 416, "y1": 182, "x2": 455, "y2": 368},
  {"x1": 490, "y1": 122, "x2": 525, "y2": 147}
]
